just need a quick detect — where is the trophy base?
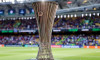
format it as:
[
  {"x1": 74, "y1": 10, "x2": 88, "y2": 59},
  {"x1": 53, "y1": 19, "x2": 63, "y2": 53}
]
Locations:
[
  {"x1": 26, "y1": 59, "x2": 37, "y2": 60},
  {"x1": 26, "y1": 58, "x2": 54, "y2": 60}
]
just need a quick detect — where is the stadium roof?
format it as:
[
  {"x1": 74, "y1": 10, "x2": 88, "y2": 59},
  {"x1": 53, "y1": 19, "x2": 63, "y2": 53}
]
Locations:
[
  {"x1": 0, "y1": 0, "x2": 100, "y2": 8},
  {"x1": 0, "y1": 0, "x2": 100, "y2": 19}
]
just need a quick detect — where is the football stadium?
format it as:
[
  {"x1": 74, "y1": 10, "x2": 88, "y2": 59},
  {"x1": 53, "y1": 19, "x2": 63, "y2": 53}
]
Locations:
[{"x1": 0, "y1": 0, "x2": 100, "y2": 60}]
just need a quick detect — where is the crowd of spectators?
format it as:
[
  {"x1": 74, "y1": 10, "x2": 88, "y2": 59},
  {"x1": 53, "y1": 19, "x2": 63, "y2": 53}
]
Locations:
[
  {"x1": 0, "y1": 19, "x2": 37, "y2": 30},
  {"x1": 0, "y1": 16, "x2": 100, "y2": 46},
  {"x1": 52, "y1": 35, "x2": 100, "y2": 46},
  {"x1": 0, "y1": 16, "x2": 100, "y2": 30},
  {"x1": 54, "y1": 16, "x2": 100, "y2": 29},
  {"x1": 0, "y1": 35, "x2": 100, "y2": 46}
]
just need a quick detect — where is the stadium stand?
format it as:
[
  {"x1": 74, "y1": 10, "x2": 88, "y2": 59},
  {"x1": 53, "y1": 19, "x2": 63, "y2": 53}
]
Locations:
[
  {"x1": 0, "y1": 35, "x2": 100, "y2": 46},
  {"x1": 0, "y1": 15, "x2": 100, "y2": 47},
  {"x1": 0, "y1": 16, "x2": 100, "y2": 30}
]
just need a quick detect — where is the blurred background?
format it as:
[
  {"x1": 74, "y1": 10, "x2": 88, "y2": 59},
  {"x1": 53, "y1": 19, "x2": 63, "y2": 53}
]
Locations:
[{"x1": 0, "y1": 0, "x2": 100, "y2": 60}]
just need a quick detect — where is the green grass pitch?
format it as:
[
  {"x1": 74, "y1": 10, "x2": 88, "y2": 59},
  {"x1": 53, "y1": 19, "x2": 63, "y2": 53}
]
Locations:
[{"x1": 0, "y1": 47, "x2": 100, "y2": 60}]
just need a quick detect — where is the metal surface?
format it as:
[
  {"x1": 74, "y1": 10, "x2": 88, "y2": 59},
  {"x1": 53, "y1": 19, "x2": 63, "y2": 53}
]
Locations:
[{"x1": 32, "y1": 1, "x2": 58, "y2": 60}]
